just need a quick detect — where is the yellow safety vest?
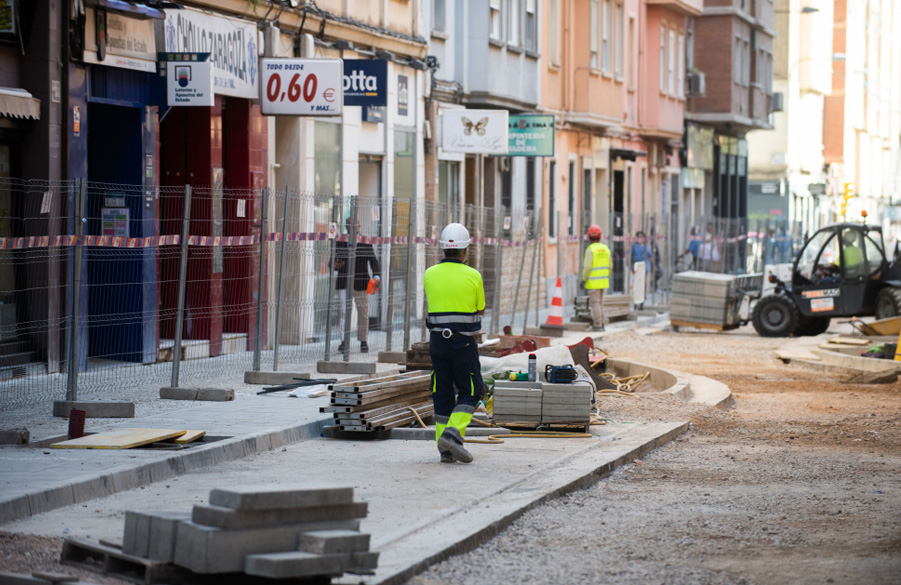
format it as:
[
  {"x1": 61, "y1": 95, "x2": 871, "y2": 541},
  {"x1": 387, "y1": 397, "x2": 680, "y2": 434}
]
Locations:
[
  {"x1": 424, "y1": 259, "x2": 486, "y2": 335},
  {"x1": 584, "y1": 242, "x2": 611, "y2": 290}
]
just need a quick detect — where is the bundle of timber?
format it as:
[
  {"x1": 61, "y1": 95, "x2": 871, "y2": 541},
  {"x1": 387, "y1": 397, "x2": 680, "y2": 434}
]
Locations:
[{"x1": 321, "y1": 371, "x2": 433, "y2": 432}]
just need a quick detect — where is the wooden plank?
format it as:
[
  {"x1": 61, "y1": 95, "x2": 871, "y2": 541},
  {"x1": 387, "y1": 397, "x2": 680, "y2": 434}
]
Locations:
[
  {"x1": 828, "y1": 336, "x2": 869, "y2": 346},
  {"x1": 171, "y1": 430, "x2": 206, "y2": 445},
  {"x1": 774, "y1": 349, "x2": 821, "y2": 361},
  {"x1": 341, "y1": 395, "x2": 434, "y2": 419},
  {"x1": 331, "y1": 371, "x2": 429, "y2": 392},
  {"x1": 332, "y1": 386, "x2": 431, "y2": 406},
  {"x1": 670, "y1": 319, "x2": 734, "y2": 332},
  {"x1": 339, "y1": 377, "x2": 432, "y2": 397},
  {"x1": 51, "y1": 428, "x2": 187, "y2": 450}
]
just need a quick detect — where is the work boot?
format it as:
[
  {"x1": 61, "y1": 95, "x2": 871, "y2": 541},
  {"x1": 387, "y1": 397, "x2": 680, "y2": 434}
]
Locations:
[
  {"x1": 360, "y1": 341, "x2": 369, "y2": 353},
  {"x1": 437, "y1": 432, "x2": 473, "y2": 464},
  {"x1": 337, "y1": 342, "x2": 345, "y2": 353},
  {"x1": 591, "y1": 325, "x2": 605, "y2": 332},
  {"x1": 439, "y1": 450, "x2": 455, "y2": 463}
]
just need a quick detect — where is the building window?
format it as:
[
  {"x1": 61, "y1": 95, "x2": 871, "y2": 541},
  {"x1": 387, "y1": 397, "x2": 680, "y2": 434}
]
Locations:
[
  {"x1": 602, "y1": 0, "x2": 611, "y2": 73},
  {"x1": 490, "y1": 0, "x2": 502, "y2": 41},
  {"x1": 742, "y1": 39, "x2": 751, "y2": 86},
  {"x1": 734, "y1": 37, "x2": 742, "y2": 84},
  {"x1": 568, "y1": 162, "x2": 576, "y2": 236},
  {"x1": 660, "y1": 25, "x2": 667, "y2": 91},
  {"x1": 668, "y1": 29, "x2": 675, "y2": 95},
  {"x1": 508, "y1": 0, "x2": 520, "y2": 47},
  {"x1": 432, "y1": 0, "x2": 446, "y2": 33},
  {"x1": 678, "y1": 33, "x2": 685, "y2": 98},
  {"x1": 615, "y1": 2, "x2": 624, "y2": 77},
  {"x1": 590, "y1": 0, "x2": 599, "y2": 69},
  {"x1": 525, "y1": 0, "x2": 537, "y2": 51},
  {"x1": 549, "y1": 0, "x2": 560, "y2": 66},
  {"x1": 628, "y1": 16, "x2": 636, "y2": 90},
  {"x1": 549, "y1": 161, "x2": 557, "y2": 237}
]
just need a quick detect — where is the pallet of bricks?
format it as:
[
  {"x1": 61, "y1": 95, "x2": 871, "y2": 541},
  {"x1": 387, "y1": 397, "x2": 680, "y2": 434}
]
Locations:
[
  {"x1": 60, "y1": 484, "x2": 377, "y2": 583},
  {"x1": 670, "y1": 271, "x2": 739, "y2": 331},
  {"x1": 321, "y1": 370, "x2": 433, "y2": 432}
]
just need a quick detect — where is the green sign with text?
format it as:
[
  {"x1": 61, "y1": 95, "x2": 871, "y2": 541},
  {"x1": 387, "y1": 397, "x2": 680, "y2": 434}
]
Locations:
[{"x1": 507, "y1": 114, "x2": 555, "y2": 156}]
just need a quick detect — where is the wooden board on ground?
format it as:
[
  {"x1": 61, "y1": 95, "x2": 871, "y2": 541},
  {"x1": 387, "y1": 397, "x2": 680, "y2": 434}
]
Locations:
[
  {"x1": 170, "y1": 430, "x2": 206, "y2": 444},
  {"x1": 670, "y1": 319, "x2": 737, "y2": 332},
  {"x1": 51, "y1": 428, "x2": 187, "y2": 449},
  {"x1": 827, "y1": 336, "x2": 869, "y2": 346},
  {"x1": 774, "y1": 349, "x2": 821, "y2": 362}
]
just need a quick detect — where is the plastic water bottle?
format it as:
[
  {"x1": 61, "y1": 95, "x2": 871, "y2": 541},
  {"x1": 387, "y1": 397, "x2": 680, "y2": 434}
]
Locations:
[{"x1": 528, "y1": 353, "x2": 537, "y2": 382}]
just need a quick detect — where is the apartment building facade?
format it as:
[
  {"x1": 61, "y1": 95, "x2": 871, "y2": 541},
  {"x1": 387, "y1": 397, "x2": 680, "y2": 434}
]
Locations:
[
  {"x1": 686, "y1": 0, "x2": 776, "y2": 271},
  {"x1": 823, "y1": 0, "x2": 901, "y2": 229},
  {"x1": 746, "y1": 0, "x2": 834, "y2": 234}
]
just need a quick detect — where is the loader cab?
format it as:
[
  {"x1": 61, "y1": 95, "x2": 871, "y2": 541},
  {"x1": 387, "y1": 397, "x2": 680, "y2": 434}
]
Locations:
[{"x1": 792, "y1": 224, "x2": 886, "y2": 316}]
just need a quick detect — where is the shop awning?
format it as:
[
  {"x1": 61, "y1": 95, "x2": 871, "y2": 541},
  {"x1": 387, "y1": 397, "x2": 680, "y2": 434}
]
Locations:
[
  {"x1": 0, "y1": 88, "x2": 40, "y2": 121},
  {"x1": 85, "y1": 0, "x2": 167, "y2": 19},
  {"x1": 610, "y1": 148, "x2": 647, "y2": 161}
]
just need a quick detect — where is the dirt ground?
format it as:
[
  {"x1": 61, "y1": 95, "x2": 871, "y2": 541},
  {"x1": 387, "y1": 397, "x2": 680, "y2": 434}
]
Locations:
[
  {"x1": 2, "y1": 326, "x2": 899, "y2": 584},
  {"x1": 410, "y1": 327, "x2": 901, "y2": 585}
]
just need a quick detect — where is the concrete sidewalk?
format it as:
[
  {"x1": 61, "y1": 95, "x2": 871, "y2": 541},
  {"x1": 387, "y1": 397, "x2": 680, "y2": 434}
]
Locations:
[{"x1": 0, "y1": 313, "x2": 675, "y2": 525}]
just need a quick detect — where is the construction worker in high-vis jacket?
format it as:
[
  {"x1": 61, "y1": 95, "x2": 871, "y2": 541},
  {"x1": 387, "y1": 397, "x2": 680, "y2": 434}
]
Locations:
[
  {"x1": 582, "y1": 224, "x2": 611, "y2": 332},
  {"x1": 424, "y1": 223, "x2": 485, "y2": 464}
]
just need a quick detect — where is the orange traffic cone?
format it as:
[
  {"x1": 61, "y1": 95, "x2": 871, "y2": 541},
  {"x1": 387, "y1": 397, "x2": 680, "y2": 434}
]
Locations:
[{"x1": 543, "y1": 277, "x2": 565, "y2": 329}]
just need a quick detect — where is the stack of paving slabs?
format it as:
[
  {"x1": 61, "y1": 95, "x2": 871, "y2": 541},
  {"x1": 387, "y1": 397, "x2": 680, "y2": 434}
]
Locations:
[
  {"x1": 122, "y1": 484, "x2": 377, "y2": 580},
  {"x1": 671, "y1": 271, "x2": 737, "y2": 326},
  {"x1": 492, "y1": 380, "x2": 543, "y2": 424},
  {"x1": 321, "y1": 371, "x2": 433, "y2": 432},
  {"x1": 541, "y1": 381, "x2": 593, "y2": 424}
]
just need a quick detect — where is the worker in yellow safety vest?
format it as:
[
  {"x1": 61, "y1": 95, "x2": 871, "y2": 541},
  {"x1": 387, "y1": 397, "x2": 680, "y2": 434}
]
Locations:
[
  {"x1": 423, "y1": 223, "x2": 485, "y2": 464},
  {"x1": 582, "y1": 224, "x2": 611, "y2": 332}
]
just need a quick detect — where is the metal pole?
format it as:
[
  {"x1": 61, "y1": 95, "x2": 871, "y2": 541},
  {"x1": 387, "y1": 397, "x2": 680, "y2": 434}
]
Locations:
[
  {"x1": 170, "y1": 184, "x2": 192, "y2": 388},
  {"x1": 523, "y1": 215, "x2": 539, "y2": 335},
  {"x1": 343, "y1": 198, "x2": 359, "y2": 362},
  {"x1": 323, "y1": 195, "x2": 339, "y2": 360},
  {"x1": 272, "y1": 186, "x2": 289, "y2": 371},
  {"x1": 511, "y1": 212, "x2": 529, "y2": 336},
  {"x1": 402, "y1": 197, "x2": 415, "y2": 350},
  {"x1": 490, "y1": 210, "x2": 504, "y2": 338},
  {"x1": 66, "y1": 178, "x2": 87, "y2": 401},
  {"x1": 252, "y1": 187, "x2": 268, "y2": 372},
  {"x1": 385, "y1": 199, "x2": 396, "y2": 352},
  {"x1": 535, "y1": 214, "x2": 544, "y2": 328}
]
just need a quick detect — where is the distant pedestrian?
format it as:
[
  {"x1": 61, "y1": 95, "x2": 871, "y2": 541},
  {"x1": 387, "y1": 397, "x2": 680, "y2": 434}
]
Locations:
[
  {"x1": 334, "y1": 219, "x2": 381, "y2": 353},
  {"x1": 698, "y1": 222, "x2": 720, "y2": 272},
  {"x1": 684, "y1": 226, "x2": 700, "y2": 270}
]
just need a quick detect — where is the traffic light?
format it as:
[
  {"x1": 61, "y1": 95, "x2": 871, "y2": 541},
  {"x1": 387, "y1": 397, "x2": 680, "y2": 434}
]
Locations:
[{"x1": 841, "y1": 182, "x2": 854, "y2": 218}]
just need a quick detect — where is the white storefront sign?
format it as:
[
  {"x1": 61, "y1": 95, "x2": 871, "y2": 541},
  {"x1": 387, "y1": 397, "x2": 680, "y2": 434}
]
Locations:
[
  {"x1": 166, "y1": 60, "x2": 214, "y2": 106},
  {"x1": 164, "y1": 8, "x2": 259, "y2": 99},
  {"x1": 259, "y1": 59, "x2": 343, "y2": 116},
  {"x1": 441, "y1": 109, "x2": 509, "y2": 154},
  {"x1": 84, "y1": 8, "x2": 157, "y2": 73}
]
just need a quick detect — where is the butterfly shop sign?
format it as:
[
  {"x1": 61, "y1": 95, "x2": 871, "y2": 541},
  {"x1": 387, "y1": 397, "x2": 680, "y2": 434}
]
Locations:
[{"x1": 441, "y1": 109, "x2": 509, "y2": 154}]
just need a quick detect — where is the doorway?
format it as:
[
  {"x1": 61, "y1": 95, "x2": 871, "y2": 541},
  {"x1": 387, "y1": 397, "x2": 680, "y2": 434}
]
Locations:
[{"x1": 612, "y1": 169, "x2": 625, "y2": 293}]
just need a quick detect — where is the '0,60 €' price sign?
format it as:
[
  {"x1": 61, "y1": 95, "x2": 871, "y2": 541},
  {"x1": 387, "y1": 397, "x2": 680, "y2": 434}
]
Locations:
[{"x1": 260, "y1": 58, "x2": 343, "y2": 117}]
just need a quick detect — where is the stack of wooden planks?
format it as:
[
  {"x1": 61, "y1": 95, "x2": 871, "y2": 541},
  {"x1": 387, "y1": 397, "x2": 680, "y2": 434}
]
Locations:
[{"x1": 321, "y1": 371, "x2": 433, "y2": 433}]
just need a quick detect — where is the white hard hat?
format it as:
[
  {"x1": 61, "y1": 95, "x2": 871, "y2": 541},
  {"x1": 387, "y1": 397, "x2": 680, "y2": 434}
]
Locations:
[{"x1": 439, "y1": 223, "x2": 471, "y2": 250}]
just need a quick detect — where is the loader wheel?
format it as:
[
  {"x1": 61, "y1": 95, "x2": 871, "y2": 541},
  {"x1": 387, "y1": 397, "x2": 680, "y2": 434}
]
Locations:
[
  {"x1": 752, "y1": 294, "x2": 799, "y2": 337},
  {"x1": 795, "y1": 316, "x2": 831, "y2": 337},
  {"x1": 874, "y1": 287, "x2": 901, "y2": 320}
]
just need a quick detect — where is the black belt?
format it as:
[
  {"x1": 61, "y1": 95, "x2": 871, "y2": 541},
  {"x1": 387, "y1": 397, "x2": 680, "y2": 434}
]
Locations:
[{"x1": 430, "y1": 328, "x2": 474, "y2": 339}]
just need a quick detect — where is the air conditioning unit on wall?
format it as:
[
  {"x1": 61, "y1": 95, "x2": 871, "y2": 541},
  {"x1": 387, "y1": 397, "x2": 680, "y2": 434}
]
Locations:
[
  {"x1": 687, "y1": 72, "x2": 706, "y2": 97},
  {"x1": 769, "y1": 92, "x2": 784, "y2": 112}
]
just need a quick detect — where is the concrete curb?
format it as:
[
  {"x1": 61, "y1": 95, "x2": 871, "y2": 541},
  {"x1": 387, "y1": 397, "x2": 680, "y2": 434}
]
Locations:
[
  {"x1": 348, "y1": 421, "x2": 689, "y2": 585},
  {"x1": 0, "y1": 416, "x2": 333, "y2": 525}
]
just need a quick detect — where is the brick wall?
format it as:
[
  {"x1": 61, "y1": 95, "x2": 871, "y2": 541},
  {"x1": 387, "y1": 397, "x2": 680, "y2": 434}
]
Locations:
[{"x1": 689, "y1": 14, "x2": 734, "y2": 114}]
